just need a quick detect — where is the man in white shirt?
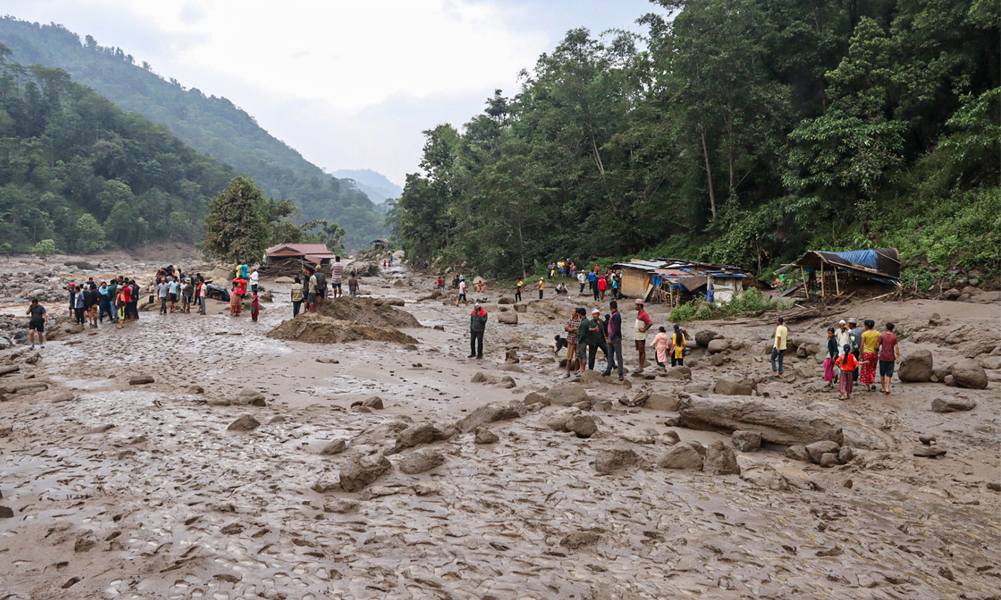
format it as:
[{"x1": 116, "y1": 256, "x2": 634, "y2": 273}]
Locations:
[{"x1": 249, "y1": 268, "x2": 259, "y2": 294}]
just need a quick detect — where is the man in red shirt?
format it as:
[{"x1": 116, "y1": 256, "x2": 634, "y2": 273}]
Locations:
[{"x1": 877, "y1": 322, "x2": 901, "y2": 395}]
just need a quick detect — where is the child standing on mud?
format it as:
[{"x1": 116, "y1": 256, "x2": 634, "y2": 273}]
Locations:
[
  {"x1": 835, "y1": 344, "x2": 859, "y2": 400},
  {"x1": 251, "y1": 293, "x2": 259, "y2": 321}
]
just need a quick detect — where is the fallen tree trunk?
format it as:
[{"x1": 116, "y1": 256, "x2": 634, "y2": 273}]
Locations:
[
  {"x1": 0, "y1": 366, "x2": 19, "y2": 377},
  {"x1": 678, "y1": 395, "x2": 843, "y2": 446}
]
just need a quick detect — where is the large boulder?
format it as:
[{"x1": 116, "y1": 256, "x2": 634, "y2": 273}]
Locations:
[
  {"x1": 457, "y1": 402, "x2": 522, "y2": 433},
  {"x1": 566, "y1": 415, "x2": 598, "y2": 438},
  {"x1": 398, "y1": 449, "x2": 446, "y2": 475},
  {"x1": 898, "y1": 349, "x2": 933, "y2": 383},
  {"x1": 731, "y1": 430, "x2": 761, "y2": 452},
  {"x1": 707, "y1": 339, "x2": 729, "y2": 354},
  {"x1": 694, "y1": 330, "x2": 720, "y2": 348},
  {"x1": 703, "y1": 440, "x2": 741, "y2": 475},
  {"x1": 497, "y1": 312, "x2": 519, "y2": 325},
  {"x1": 713, "y1": 378, "x2": 755, "y2": 396},
  {"x1": 806, "y1": 440, "x2": 840, "y2": 464},
  {"x1": 740, "y1": 464, "x2": 789, "y2": 491},
  {"x1": 338, "y1": 452, "x2": 392, "y2": 492},
  {"x1": 594, "y1": 448, "x2": 642, "y2": 474},
  {"x1": 394, "y1": 423, "x2": 435, "y2": 453},
  {"x1": 951, "y1": 358, "x2": 989, "y2": 389},
  {"x1": 931, "y1": 397, "x2": 978, "y2": 413},
  {"x1": 678, "y1": 395, "x2": 844, "y2": 446},
  {"x1": 656, "y1": 445, "x2": 704, "y2": 470},
  {"x1": 547, "y1": 384, "x2": 591, "y2": 407}
]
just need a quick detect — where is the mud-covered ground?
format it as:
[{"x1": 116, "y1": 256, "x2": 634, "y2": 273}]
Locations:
[{"x1": 1, "y1": 251, "x2": 999, "y2": 600}]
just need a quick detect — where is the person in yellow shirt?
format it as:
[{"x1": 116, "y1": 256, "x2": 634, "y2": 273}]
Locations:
[
  {"x1": 859, "y1": 319, "x2": 881, "y2": 391},
  {"x1": 538, "y1": 278, "x2": 545, "y2": 300},
  {"x1": 771, "y1": 317, "x2": 788, "y2": 377}
]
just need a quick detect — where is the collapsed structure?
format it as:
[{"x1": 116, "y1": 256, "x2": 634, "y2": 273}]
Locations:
[{"x1": 779, "y1": 248, "x2": 901, "y2": 299}]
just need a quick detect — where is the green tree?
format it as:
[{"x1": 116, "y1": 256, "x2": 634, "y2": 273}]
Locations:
[
  {"x1": 203, "y1": 177, "x2": 271, "y2": 263},
  {"x1": 31, "y1": 239, "x2": 59, "y2": 258},
  {"x1": 75, "y1": 213, "x2": 107, "y2": 252}
]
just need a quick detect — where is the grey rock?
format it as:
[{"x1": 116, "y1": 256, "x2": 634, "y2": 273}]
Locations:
[
  {"x1": 943, "y1": 287, "x2": 961, "y2": 300},
  {"x1": 786, "y1": 445, "x2": 811, "y2": 462},
  {"x1": 524, "y1": 392, "x2": 551, "y2": 407},
  {"x1": 323, "y1": 499, "x2": 359, "y2": 513},
  {"x1": 837, "y1": 445, "x2": 854, "y2": 464},
  {"x1": 238, "y1": 390, "x2": 267, "y2": 407},
  {"x1": 319, "y1": 439, "x2": 347, "y2": 455},
  {"x1": 474, "y1": 427, "x2": 499, "y2": 444},
  {"x1": 918, "y1": 434, "x2": 936, "y2": 445},
  {"x1": 663, "y1": 366, "x2": 692, "y2": 382},
  {"x1": 394, "y1": 423, "x2": 435, "y2": 452},
  {"x1": 497, "y1": 311, "x2": 518, "y2": 325},
  {"x1": 457, "y1": 403, "x2": 522, "y2": 433},
  {"x1": 951, "y1": 359, "x2": 989, "y2": 389},
  {"x1": 913, "y1": 444, "x2": 947, "y2": 458},
  {"x1": 713, "y1": 378, "x2": 755, "y2": 396},
  {"x1": 740, "y1": 464, "x2": 789, "y2": 491},
  {"x1": 227, "y1": 415, "x2": 261, "y2": 431},
  {"x1": 186, "y1": 385, "x2": 204, "y2": 394},
  {"x1": 339, "y1": 452, "x2": 392, "y2": 492},
  {"x1": 0, "y1": 506, "x2": 14, "y2": 518},
  {"x1": 731, "y1": 430, "x2": 762, "y2": 452},
  {"x1": 703, "y1": 440, "x2": 741, "y2": 475},
  {"x1": 931, "y1": 397, "x2": 977, "y2": 412},
  {"x1": 362, "y1": 396, "x2": 384, "y2": 410},
  {"x1": 566, "y1": 415, "x2": 598, "y2": 438},
  {"x1": 819, "y1": 452, "x2": 839, "y2": 468},
  {"x1": 128, "y1": 374, "x2": 155, "y2": 385},
  {"x1": 432, "y1": 423, "x2": 458, "y2": 441},
  {"x1": 398, "y1": 448, "x2": 446, "y2": 474},
  {"x1": 594, "y1": 448, "x2": 641, "y2": 473},
  {"x1": 657, "y1": 444, "x2": 704, "y2": 470},
  {"x1": 695, "y1": 330, "x2": 720, "y2": 347},
  {"x1": 679, "y1": 395, "x2": 844, "y2": 446},
  {"x1": 899, "y1": 349, "x2": 933, "y2": 382},
  {"x1": 547, "y1": 384, "x2": 591, "y2": 407},
  {"x1": 806, "y1": 440, "x2": 841, "y2": 464},
  {"x1": 661, "y1": 430, "x2": 681, "y2": 445},
  {"x1": 707, "y1": 339, "x2": 729, "y2": 354},
  {"x1": 688, "y1": 440, "x2": 706, "y2": 456},
  {"x1": 560, "y1": 531, "x2": 601, "y2": 549},
  {"x1": 498, "y1": 376, "x2": 517, "y2": 389}
]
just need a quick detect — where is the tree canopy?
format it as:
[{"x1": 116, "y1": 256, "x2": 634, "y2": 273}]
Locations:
[{"x1": 390, "y1": 0, "x2": 1000, "y2": 283}]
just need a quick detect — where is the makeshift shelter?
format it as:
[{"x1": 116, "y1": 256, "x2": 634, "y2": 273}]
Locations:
[
  {"x1": 370, "y1": 239, "x2": 388, "y2": 250},
  {"x1": 262, "y1": 243, "x2": 336, "y2": 276},
  {"x1": 611, "y1": 258, "x2": 758, "y2": 304},
  {"x1": 780, "y1": 248, "x2": 901, "y2": 298}
]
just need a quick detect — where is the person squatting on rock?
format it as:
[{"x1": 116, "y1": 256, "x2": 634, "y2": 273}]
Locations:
[{"x1": 469, "y1": 303, "x2": 487, "y2": 359}]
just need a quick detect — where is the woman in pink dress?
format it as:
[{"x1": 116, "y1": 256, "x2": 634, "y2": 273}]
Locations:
[{"x1": 651, "y1": 326, "x2": 669, "y2": 368}]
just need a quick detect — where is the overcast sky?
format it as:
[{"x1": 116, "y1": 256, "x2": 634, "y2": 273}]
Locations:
[{"x1": 5, "y1": 0, "x2": 659, "y2": 187}]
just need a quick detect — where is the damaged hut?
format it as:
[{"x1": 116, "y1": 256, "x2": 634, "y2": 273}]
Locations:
[
  {"x1": 612, "y1": 259, "x2": 758, "y2": 305},
  {"x1": 780, "y1": 248, "x2": 901, "y2": 299},
  {"x1": 261, "y1": 243, "x2": 336, "y2": 276}
]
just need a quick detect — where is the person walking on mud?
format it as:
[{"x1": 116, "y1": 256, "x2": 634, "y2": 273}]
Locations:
[
  {"x1": 877, "y1": 322, "x2": 901, "y2": 395},
  {"x1": 26, "y1": 298, "x2": 47, "y2": 350},
  {"x1": 538, "y1": 278, "x2": 545, "y2": 300},
  {"x1": 771, "y1": 317, "x2": 788, "y2": 377},
  {"x1": 469, "y1": 303, "x2": 488, "y2": 359},
  {"x1": 456, "y1": 277, "x2": 468, "y2": 306},
  {"x1": 601, "y1": 300, "x2": 624, "y2": 380},
  {"x1": 515, "y1": 279, "x2": 523, "y2": 303},
  {"x1": 633, "y1": 299, "x2": 653, "y2": 374}
]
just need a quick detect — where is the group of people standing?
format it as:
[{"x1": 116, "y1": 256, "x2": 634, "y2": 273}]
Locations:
[
  {"x1": 289, "y1": 257, "x2": 360, "y2": 317},
  {"x1": 559, "y1": 298, "x2": 667, "y2": 380},
  {"x1": 68, "y1": 277, "x2": 142, "y2": 331}
]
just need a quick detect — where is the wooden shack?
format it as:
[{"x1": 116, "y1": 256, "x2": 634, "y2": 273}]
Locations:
[
  {"x1": 781, "y1": 248, "x2": 901, "y2": 298},
  {"x1": 262, "y1": 243, "x2": 336, "y2": 275},
  {"x1": 612, "y1": 258, "x2": 757, "y2": 304}
]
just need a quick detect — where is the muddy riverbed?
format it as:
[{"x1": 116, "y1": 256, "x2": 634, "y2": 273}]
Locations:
[{"x1": 1, "y1": 252, "x2": 999, "y2": 600}]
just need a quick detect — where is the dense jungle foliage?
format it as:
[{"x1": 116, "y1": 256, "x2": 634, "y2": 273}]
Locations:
[
  {"x1": 389, "y1": 0, "x2": 1000, "y2": 283},
  {"x1": 0, "y1": 17, "x2": 386, "y2": 249},
  {"x1": 0, "y1": 44, "x2": 235, "y2": 254}
]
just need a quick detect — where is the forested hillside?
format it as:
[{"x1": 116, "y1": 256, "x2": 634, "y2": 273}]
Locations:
[
  {"x1": 391, "y1": 0, "x2": 1000, "y2": 285},
  {"x1": 0, "y1": 17, "x2": 385, "y2": 249},
  {"x1": 332, "y1": 169, "x2": 403, "y2": 204},
  {"x1": 0, "y1": 44, "x2": 234, "y2": 254}
]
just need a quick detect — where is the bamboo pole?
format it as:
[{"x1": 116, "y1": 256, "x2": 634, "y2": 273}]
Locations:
[
  {"x1": 801, "y1": 267, "x2": 809, "y2": 300},
  {"x1": 834, "y1": 266, "x2": 841, "y2": 296},
  {"x1": 821, "y1": 264, "x2": 826, "y2": 298}
]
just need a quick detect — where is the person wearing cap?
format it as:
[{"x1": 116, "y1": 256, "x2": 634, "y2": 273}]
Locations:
[
  {"x1": 585, "y1": 308, "x2": 607, "y2": 371},
  {"x1": 633, "y1": 298, "x2": 653, "y2": 374},
  {"x1": 26, "y1": 298, "x2": 48, "y2": 349},
  {"x1": 835, "y1": 319, "x2": 851, "y2": 356},
  {"x1": 771, "y1": 317, "x2": 788, "y2": 377},
  {"x1": 469, "y1": 303, "x2": 488, "y2": 359}
]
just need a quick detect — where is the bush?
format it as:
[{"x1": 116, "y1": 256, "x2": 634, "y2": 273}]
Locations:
[
  {"x1": 669, "y1": 301, "x2": 699, "y2": 322},
  {"x1": 670, "y1": 287, "x2": 781, "y2": 322},
  {"x1": 31, "y1": 239, "x2": 60, "y2": 258}
]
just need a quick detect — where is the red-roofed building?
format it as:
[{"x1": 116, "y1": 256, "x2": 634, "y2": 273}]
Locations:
[{"x1": 264, "y1": 244, "x2": 336, "y2": 271}]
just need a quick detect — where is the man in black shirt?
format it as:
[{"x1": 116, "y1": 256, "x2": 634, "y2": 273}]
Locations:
[{"x1": 26, "y1": 298, "x2": 48, "y2": 349}]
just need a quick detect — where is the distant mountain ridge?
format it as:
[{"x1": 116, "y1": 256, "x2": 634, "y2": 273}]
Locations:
[
  {"x1": 0, "y1": 17, "x2": 386, "y2": 249},
  {"x1": 331, "y1": 169, "x2": 402, "y2": 203}
]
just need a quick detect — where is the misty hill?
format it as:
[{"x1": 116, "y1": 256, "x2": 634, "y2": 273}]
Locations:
[
  {"x1": 331, "y1": 169, "x2": 402, "y2": 203},
  {"x1": 0, "y1": 17, "x2": 385, "y2": 249},
  {"x1": 0, "y1": 46, "x2": 234, "y2": 254}
]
